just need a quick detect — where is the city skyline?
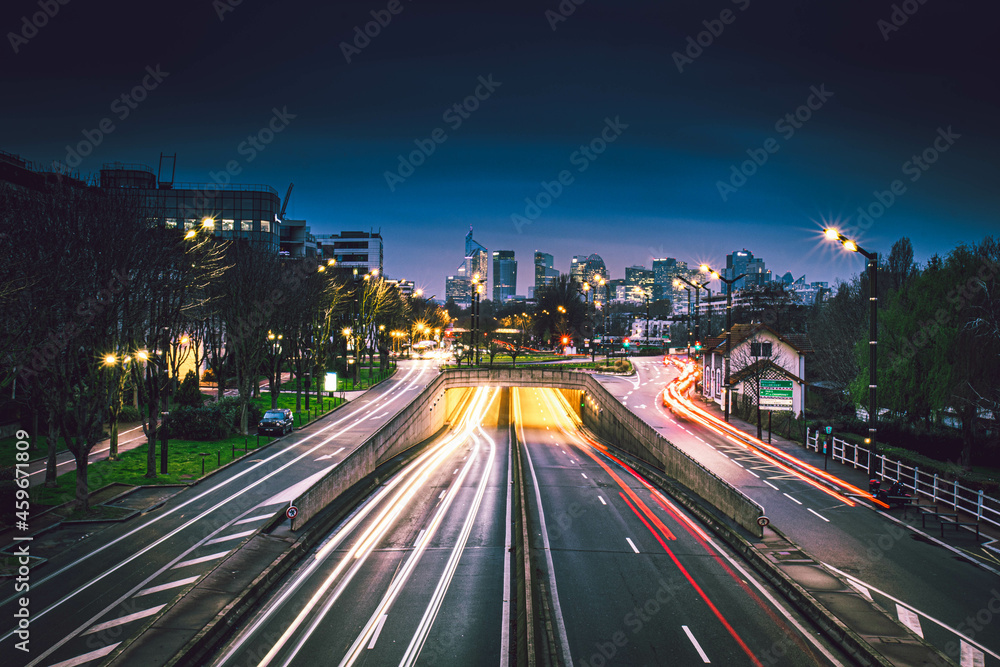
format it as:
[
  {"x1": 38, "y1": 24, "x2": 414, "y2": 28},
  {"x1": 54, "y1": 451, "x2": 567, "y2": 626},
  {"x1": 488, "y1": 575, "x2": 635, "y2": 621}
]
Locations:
[{"x1": 3, "y1": 1, "x2": 996, "y2": 298}]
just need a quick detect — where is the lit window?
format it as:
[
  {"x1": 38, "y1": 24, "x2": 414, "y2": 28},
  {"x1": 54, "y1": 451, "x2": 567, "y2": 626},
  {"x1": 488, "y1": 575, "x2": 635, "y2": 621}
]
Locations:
[
  {"x1": 240, "y1": 220, "x2": 252, "y2": 231},
  {"x1": 165, "y1": 218, "x2": 177, "y2": 229},
  {"x1": 184, "y1": 219, "x2": 195, "y2": 230},
  {"x1": 261, "y1": 219, "x2": 270, "y2": 233},
  {"x1": 222, "y1": 219, "x2": 235, "y2": 231}
]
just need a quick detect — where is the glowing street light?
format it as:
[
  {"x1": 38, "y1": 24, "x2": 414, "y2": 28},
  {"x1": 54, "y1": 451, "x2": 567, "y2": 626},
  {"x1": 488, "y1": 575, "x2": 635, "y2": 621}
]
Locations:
[{"x1": 823, "y1": 227, "x2": 880, "y2": 478}]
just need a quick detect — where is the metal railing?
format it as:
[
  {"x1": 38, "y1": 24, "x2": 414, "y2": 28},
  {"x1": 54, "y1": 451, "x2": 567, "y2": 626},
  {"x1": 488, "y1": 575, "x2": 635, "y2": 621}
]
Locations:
[{"x1": 806, "y1": 429, "x2": 1000, "y2": 530}]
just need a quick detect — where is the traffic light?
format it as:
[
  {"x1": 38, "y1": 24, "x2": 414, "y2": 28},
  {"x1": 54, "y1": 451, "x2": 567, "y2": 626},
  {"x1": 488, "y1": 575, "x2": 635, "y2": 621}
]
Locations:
[
  {"x1": 694, "y1": 341, "x2": 703, "y2": 351},
  {"x1": 623, "y1": 338, "x2": 630, "y2": 348}
]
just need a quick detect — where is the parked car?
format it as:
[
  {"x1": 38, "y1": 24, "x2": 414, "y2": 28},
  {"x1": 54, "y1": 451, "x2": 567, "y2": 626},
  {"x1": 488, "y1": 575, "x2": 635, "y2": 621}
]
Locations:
[{"x1": 258, "y1": 408, "x2": 293, "y2": 436}]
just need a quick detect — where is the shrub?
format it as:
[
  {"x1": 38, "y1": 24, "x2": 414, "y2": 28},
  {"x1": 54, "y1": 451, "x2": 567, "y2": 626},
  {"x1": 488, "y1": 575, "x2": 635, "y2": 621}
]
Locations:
[
  {"x1": 175, "y1": 370, "x2": 204, "y2": 407},
  {"x1": 215, "y1": 397, "x2": 262, "y2": 433},
  {"x1": 202, "y1": 368, "x2": 216, "y2": 383},
  {"x1": 166, "y1": 404, "x2": 228, "y2": 441},
  {"x1": 117, "y1": 405, "x2": 141, "y2": 423}
]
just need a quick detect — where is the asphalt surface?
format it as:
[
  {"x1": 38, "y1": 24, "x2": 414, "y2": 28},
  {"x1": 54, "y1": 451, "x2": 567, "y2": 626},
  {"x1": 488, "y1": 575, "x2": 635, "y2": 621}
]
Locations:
[
  {"x1": 0, "y1": 360, "x2": 439, "y2": 667},
  {"x1": 514, "y1": 387, "x2": 844, "y2": 667},
  {"x1": 212, "y1": 385, "x2": 509, "y2": 667},
  {"x1": 596, "y1": 356, "x2": 1000, "y2": 667}
]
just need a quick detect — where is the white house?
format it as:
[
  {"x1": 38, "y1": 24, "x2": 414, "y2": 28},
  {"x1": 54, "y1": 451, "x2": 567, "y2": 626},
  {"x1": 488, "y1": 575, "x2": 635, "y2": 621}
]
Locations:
[{"x1": 700, "y1": 323, "x2": 811, "y2": 417}]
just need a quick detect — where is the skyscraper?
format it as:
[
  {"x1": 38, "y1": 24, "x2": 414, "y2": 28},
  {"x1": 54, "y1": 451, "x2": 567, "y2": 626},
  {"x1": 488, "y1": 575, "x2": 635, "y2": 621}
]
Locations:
[
  {"x1": 534, "y1": 251, "x2": 558, "y2": 296},
  {"x1": 725, "y1": 249, "x2": 771, "y2": 289},
  {"x1": 492, "y1": 250, "x2": 517, "y2": 302},
  {"x1": 465, "y1": 226, "x2": 488, "y2": 282}
]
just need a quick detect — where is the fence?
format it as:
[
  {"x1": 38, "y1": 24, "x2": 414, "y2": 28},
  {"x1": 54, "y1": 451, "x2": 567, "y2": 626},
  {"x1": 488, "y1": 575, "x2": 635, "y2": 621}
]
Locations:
[{"x1": 806, "y1": 428, "x2": 1000, "y2": 531}]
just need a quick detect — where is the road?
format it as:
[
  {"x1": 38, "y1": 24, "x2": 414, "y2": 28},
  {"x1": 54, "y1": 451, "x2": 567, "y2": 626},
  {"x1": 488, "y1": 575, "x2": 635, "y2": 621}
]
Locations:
[
  {"x1": 597, "y1": 355, "x2": 1000, "y2": 666},
  {"x1": 0, "y1": 360, "x2": 439, "y2": 667},
  {"x1": 213, "y1": 385, "x2": 509, "y2": 667},
  {"x1": 514, "y1": 387, "x2": 843, "y2": 667}
]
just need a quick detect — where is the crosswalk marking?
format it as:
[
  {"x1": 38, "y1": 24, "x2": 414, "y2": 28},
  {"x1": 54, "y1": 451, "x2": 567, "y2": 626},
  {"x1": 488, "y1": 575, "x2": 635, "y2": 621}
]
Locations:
[
  {"x1": 135, "y1": 576, "x2": 199, "y2": 597},
  {"x1": 171, "y1": 551, "x2": 230, "y2": 569},
  {"x1": 82, "y1": 605, "x2": 165, "y2": 635},
  {"x1": 48, "y1": 643, "x2": 122, "y2": 667}
]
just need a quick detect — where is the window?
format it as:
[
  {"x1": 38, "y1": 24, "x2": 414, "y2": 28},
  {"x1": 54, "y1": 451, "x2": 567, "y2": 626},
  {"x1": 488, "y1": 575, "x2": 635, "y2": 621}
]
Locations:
[
  {"x1": 261, "y1": 219, "x2": 270, "y2": 233},
  {"x1": 165, "y1": 218, "x2": 177, "y2": 229},
  {"x1": 241, "y1": 220, "x2": 252, "y2": 231},
  {"x1": 222, "y1": 219, "x2": 235, "y2": 231},
  {"x1": 184, "y1": 219, "x2": 195, "y2": 231}
]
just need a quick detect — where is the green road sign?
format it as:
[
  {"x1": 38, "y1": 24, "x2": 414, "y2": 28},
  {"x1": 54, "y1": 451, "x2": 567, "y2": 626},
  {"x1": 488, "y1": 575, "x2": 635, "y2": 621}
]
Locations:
[{"x1": 759, "y1": 379, "x2": 793, "y2": 410}]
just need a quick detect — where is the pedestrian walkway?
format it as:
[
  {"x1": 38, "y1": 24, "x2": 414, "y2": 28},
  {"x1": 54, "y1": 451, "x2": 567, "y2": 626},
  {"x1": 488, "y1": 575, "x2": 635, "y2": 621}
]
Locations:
[{"x1": 695, "y1": 396, "x2": 1000, "y2": 570}]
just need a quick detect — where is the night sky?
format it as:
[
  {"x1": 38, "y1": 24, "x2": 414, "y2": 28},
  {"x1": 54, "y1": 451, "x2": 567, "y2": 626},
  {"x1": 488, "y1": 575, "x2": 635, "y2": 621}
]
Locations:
[{"x1": 3, "y1": 0, "x2": 997, "y2": 298}]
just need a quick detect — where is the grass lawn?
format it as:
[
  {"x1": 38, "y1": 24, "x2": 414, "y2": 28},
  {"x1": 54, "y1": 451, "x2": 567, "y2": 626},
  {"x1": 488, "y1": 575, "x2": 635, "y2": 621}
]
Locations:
[
  {"x1": 29, "y1": 433, "x2": 272, "y2": 508},
  {"x1": 277, "y1": 364, "x2": 396, "y2": 392},
  {"x1": 252, "y1": 393, "x2": 343, "y2": 425},
  {"x1": 1, "y1": 432, "x2": 69, "y2": 464}
]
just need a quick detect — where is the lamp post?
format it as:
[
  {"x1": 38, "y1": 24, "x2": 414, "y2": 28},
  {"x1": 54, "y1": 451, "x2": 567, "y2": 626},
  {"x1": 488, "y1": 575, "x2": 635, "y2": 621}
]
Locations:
[
  {"x1": 700, "y1": 264, "x2": 747, "y2": 423},
  {"x1": 674, "y1": 281, "x2": 693, "y2": 354},
  {"x1": 824, "y1": 227, "x2": 880, "y2": 478},
  {"x1": 675, "y1": 275, "x2": 709, "y2": 348}
]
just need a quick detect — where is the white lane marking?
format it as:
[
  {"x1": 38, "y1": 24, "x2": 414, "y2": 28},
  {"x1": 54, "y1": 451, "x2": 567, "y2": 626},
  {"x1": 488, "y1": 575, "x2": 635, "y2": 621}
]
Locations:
[
  {"x1": 204, "y1": 529, "x2": 256, "y2": 546},
  {"x1": 682, "y1": 625, "x2": 711, "y2": 663},
  {"x1": 135, "y1": 576, "x2": 199, "y2": 597},
  {"x1": 48, "y1": 643, "x2": 122, "y2": 667},
  {"x1": 581, "y1": 473, "x2": 588, "y2": 479},
  {"x1": 0, "y1": 363, "x2": 427, "y2": 646},
  {"x1": 367, "y1": 614, "x2": 388, "y2": 649},
  {"x1": 746, "y1": 470, "x2": 760, "y2": 478},
  {"x1": 453, "y1": 468, "x2": 458, "y2": 474},
  {"x1": 415, "y1": 529, "x2": 426, "y2": 547},
  {"x1": 763, "y1": 480, "x2": 779, "y2": 490},
  {"x1": 824, "y1": 563, "x2": 999, "y2": 662},
  {"x1": 171, "y1": 551, "x2": 231, "y2": 569},
  {"x1": 82, "y1": 604, "x2": 166, "y2": 635},
  {"x1": 782, "y1": 492, "x2": 803, "y2": 505},
  {"x1": 733, "y1": 460, "x2": 743, "y2": 468},
  {"x1": 315, "y1": 446, "x2": 346, "y2": 461},
  {"x1": 500, "y1": 438, "x2": 513, "y2": 667},
  {"x1": 807, "y1": 508, "x2": 830, "y2": 522},
  {"x1": 961, "y1": 640, "x2": 985, "y2": 667},
  {"x1": 438, "y1": 490, "x2": 446, "y2": 499},
  {"x1": 847, "y1": 580, "x2": 872, "y2": 600},
  {"x1": 896, "y1": 604, "x2": 924, "y2": 638},
  {"x1": 626, "y1": 537, "x2": 640, "y2": 554},
  {"x1": 234, "y1": 513, "x2": 274, "y2": 525}
]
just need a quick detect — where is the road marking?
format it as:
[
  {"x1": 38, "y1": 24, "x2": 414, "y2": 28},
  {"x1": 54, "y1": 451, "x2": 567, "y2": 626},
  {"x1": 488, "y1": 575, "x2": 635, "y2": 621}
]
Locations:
[
  {"x1": 782, "y1": 492, "x2": 802, "y2": 505},
  {"x1": 626, "y1": 537, "x2": 640, "y2": 554},
  {"x1": 746, "y1": 470, "x2": 760, "y2": 478},
  {"x1": 82, "y1": 604, "x2": 166, "y2": 635},
  {"x1": 598, "y1": 496, "x2": 606, "y2": 505},
  {"x1": 847, "y1": 580, "x2": 872, "y2": 600},
  {"x1": 682, "y1": 625, "x2": 711, "y2": 663},
  {"x1": 733, "y1": 460, "x2": 744, "y2": 468},
  {"x1": 961, "y1": 640, "x2": 985, "y2": 667},
  {"x1": 171, "y1": 551, "x2": 230, "y2": 569},
  {"x1": 135, "y1": 576, "x2": 200, "y2": 597},
  {"x1": 453, "y1": 468, "x2": 458, "y2": 474},
  {"x1": 205, "y1": 529, "x2": 257, "y2": 545},
  {"x1": 763, "y1": 480, "x2": 779, "y2": 490},
  {"x1": 581, "y1": 473, "x2": 588, "y2": 479},
  {"x1": 807, "y1": 508, "x2": 830, "y2": 522},
  {"x1": 48, "y1": 643, "x2": 122, "y2": 667},
  {"x1": 896, "y1": 604, "x2": 924, "y2": 638},
  {"x1": 439, "y1": 490, "x2": 446, "y2": 499},
  {"x1": 367, "y1": 614, "x2": 388, "y2": 649},
  {"x1": 234, "y1": 513, "x2": 274, "y2": 525},
  {"x1": 415, "y1": 529, "x2": 426, "y2": 547}
]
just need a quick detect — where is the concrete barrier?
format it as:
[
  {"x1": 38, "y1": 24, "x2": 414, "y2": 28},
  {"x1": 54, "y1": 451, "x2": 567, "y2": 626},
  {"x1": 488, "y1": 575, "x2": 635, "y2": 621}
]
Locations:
[{"x1": 292, "y1": 367, "x2": 764, "y2": 537}]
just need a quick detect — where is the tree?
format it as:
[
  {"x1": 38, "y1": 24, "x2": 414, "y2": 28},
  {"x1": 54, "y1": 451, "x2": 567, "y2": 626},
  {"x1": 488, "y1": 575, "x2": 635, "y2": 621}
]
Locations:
[
  {"x1": 728, "y1": 329, "x2": 790, "y2": 438},
  {"x1": 175, "y1": 370, "x2": 204, "y2": 407}
]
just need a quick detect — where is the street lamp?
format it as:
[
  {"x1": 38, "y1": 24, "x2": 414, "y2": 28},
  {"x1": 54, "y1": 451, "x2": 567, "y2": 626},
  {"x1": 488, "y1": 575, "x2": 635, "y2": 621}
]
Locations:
[
  {"x1": 824, "y1": 227, "x2": 880, "y2": 478},
  {"x1": 700, "y1": 264, "x2": 747, "y2": 423},
  {"x1": 673, "y1": 280, "x2": 693, "y2": 354},
  {"x1": 674, "y1": 275, "x2": 709, "y2": 349}
]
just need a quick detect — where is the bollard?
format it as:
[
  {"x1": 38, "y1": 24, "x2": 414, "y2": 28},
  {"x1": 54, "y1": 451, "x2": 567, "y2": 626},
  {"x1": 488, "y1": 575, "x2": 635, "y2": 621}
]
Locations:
[
  {"x1": 232, "y1": 442, "x2": 235, "y2": 459},
  {"x1": 218, "y1": 450, "x2": 221, "y2": 467}
]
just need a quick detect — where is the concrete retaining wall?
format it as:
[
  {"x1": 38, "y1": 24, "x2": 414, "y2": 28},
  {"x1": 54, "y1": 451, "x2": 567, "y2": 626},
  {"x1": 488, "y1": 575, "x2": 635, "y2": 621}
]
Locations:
[{"x1": 293, "y1": 367, "x2": 764, "y2": 536}]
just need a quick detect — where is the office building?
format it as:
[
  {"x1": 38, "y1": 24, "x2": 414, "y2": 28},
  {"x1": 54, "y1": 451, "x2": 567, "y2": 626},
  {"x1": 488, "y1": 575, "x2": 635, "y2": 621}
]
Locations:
[
  {"x1": 316, "y1": 231, "x2": 383, "y2": 275},
  {"x1": 465, "y1": 226, "x2": 488, "y2": 282},
  {"x1": 492, "y1": 250, "x2": 517, "y2": 302},
  {"x1": 725, "y1": 249, "x2": 771, "y2": 290},
  {"x1": 534, "y1": 251, "x2": 559, "y2": 295},
  {"x1": 446, "y1": 275, "x2": 471, "y2": 306}
]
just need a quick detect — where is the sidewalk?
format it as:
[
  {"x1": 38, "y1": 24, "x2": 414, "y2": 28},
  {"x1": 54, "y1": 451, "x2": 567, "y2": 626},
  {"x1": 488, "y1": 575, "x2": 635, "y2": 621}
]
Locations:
[{"x1": 695, "y1": 395, "x2": 1000, "y2": 564}]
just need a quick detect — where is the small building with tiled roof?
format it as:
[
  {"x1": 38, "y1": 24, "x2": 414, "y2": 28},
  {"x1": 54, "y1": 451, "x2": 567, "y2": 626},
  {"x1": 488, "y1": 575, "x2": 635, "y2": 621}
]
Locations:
[{"x1": 700, "y1": 323, "x2": 812, "y2": 417}]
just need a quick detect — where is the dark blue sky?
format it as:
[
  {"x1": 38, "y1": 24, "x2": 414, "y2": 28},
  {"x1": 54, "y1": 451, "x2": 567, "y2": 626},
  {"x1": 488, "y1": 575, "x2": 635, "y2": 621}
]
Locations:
[{"x1": 4, "y1": 0, "x2": 997, "y2": 298}]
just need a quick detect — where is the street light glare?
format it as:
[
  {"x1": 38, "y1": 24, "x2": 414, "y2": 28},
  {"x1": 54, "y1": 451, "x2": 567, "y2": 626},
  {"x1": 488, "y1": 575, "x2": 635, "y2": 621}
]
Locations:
[
  {"x1": 184, "y1": 229, "x2": 197, "y2": 239},
  {"x1": 824, "y1": 227, "x2": 839, "y2": 240},
  {"x1": 843, "y1": 240, "x2": 859, "y2": 253},
  {"x1": 201, "y1": 217, "x2": 215, "y2": 229},
  {"x1": 711, "y1": 271, "x2": 720, "y2": 280},
  {"x1": 136, "y1": 350, "x2": 149, "y2": 361},
  {"x1": 699, "y1": 264, "x2": 709, "y2": 272},
  {"x1": 104, "y1": 354, "x2": 117, "y2": 366}
]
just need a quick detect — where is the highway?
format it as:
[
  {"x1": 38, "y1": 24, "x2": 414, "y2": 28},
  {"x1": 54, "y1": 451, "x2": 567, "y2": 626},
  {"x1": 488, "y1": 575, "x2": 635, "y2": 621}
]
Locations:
[
  {"x1": 0, "y1": 360, "x2": 439, "y2": 667},
  {"x1": 598, "y1": 355, "x2": 1000, "y2": 666},
  {"x1": 514, "y1": 387, "x2": 842, "y2": 667},
  {"x1": 213, "y1": 385, "x2": 509, "y2": 667}
]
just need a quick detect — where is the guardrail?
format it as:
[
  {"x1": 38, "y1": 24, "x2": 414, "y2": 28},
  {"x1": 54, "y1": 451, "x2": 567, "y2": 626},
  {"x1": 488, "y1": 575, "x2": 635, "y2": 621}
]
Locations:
[{"x1": 806, "y1": 428, "x2": 1000, "y2": 531}]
